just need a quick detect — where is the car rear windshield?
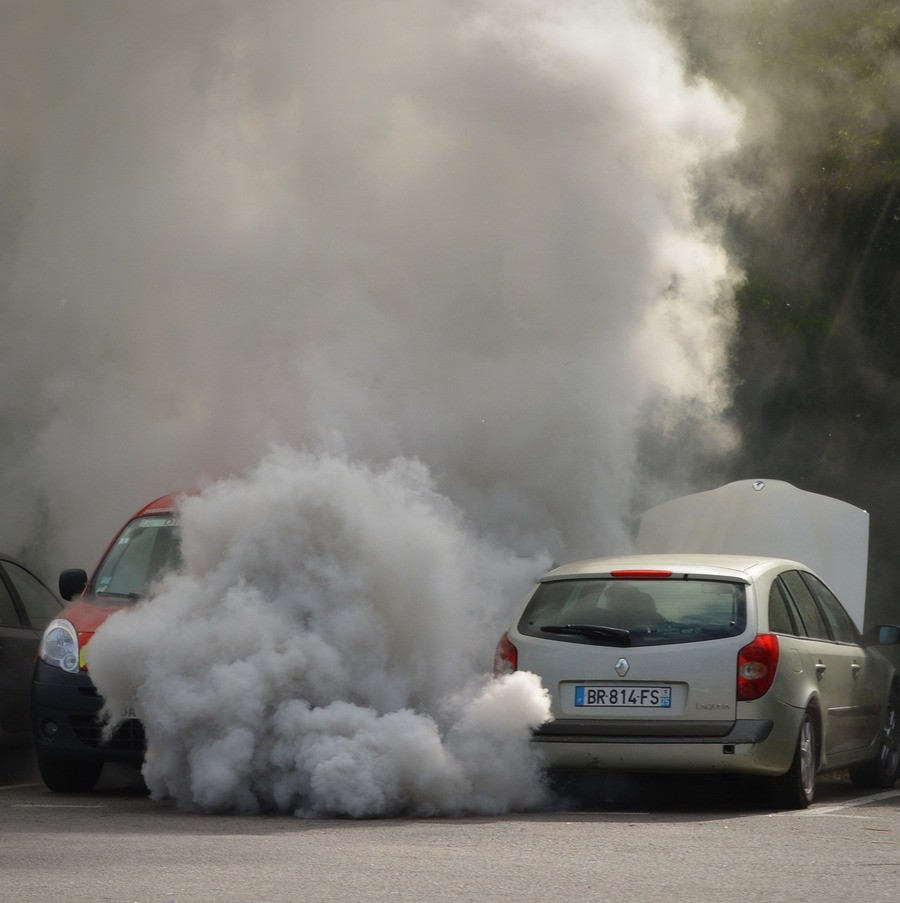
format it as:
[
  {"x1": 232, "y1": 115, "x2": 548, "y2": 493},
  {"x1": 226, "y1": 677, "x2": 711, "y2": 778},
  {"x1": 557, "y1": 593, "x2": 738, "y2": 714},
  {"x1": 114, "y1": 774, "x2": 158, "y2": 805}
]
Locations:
[
  {"x1": 518, "y1": 577, "x2": 747, "y2": 647},
  {"x1": 93, "y1": 515, "x2": 181, "y2": 602}
]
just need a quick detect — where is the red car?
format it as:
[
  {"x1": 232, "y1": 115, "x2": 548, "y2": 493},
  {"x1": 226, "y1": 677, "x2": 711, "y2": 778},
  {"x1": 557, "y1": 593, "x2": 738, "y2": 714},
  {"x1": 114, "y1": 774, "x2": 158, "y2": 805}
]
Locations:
[{"x1": 31, "y1": 494, "x2": 181, "y2": 791}]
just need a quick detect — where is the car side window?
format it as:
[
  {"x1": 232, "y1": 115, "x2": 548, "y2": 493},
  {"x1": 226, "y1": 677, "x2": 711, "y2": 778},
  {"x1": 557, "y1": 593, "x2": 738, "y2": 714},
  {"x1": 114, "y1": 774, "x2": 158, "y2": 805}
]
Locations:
[
  {"x1": 3, "y1": 561, "x2": 61, "y2": 629},
  {"x1": 780, "y1": 570, "x2": 831, "y2": 640},
  {"x1": 800, "y1": 572, "x2": 859, "y2": 644},
  {"x1": 768, "y1": 579, "x2": 799, "y2": 635},
  {"x1": 0, "y1": 569, "x2": 24, "y2": 627}
]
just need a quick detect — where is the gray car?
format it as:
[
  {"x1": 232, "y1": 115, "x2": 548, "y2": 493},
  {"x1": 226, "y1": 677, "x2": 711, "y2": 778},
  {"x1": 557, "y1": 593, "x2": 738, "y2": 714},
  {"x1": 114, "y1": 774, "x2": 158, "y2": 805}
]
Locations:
[{"x1": 495, "y1": 553, "x2": 900, "y2": 808}]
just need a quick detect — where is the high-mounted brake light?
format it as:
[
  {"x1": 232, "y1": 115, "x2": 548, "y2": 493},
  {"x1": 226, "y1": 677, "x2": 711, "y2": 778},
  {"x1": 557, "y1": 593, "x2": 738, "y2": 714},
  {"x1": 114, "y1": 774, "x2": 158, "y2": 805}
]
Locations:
[
  {"x1": 610, "y1": 569, "x2": 673, "y2": 579},
  {"x1": 493, "y1": 632, "x2": 518, "y2": 677},
  {"x1": 737, "y1": 633, "x2": 780, "y2": 701}
]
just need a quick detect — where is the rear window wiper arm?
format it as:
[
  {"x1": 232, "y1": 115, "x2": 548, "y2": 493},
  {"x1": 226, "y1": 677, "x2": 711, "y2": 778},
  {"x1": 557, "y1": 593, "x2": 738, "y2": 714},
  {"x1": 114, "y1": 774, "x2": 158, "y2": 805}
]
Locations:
[{"x1": 540, "y1": 624, "x2": 632, "y2": 645}]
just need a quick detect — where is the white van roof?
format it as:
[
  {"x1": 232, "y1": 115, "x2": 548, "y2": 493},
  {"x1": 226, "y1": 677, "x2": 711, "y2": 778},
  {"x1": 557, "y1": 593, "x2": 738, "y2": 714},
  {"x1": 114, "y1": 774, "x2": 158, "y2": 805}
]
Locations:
[{"x1": 635, "y1": 479, "x2": 869, "y2": 630}]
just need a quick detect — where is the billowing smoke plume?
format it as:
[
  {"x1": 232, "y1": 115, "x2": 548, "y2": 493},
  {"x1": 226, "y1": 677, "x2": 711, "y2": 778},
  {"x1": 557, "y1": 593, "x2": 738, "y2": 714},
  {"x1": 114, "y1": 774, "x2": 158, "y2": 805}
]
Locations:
[
  {"x1": 1, "y1": 0, "x2": 741, "y2": 568},
  {"x1": 3, "y1": 1, "x2": 743, "y2": 814}
]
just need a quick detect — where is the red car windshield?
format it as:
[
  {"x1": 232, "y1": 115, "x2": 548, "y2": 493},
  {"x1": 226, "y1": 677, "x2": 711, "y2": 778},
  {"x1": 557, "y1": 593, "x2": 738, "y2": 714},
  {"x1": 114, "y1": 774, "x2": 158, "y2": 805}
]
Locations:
[{"x1": 93, "y1": 515, "x2": 181, "y2": 601}]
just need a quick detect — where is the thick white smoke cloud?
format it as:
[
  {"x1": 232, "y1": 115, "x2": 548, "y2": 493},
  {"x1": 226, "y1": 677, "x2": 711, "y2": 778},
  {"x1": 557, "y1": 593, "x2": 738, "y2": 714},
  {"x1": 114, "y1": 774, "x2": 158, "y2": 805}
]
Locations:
[
  {"x1": 1, "y1": 0, "x2": 740, "y2": 566},
  {"x1": 87, "y1": 448, "x2": 553, "y2": 816},
  {"x1": 3, "y1": 1, "x2": 743, "y2": 815}
]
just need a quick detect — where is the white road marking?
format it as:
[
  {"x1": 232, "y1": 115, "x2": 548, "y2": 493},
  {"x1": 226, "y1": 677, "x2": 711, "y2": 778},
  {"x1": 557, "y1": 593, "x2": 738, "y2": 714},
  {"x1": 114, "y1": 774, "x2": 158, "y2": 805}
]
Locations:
[
  {"x1": 789, "y1": 789, "x2": 900, "y2": 816},
  {"x1": 10, "y1": 802, "x2": 105, "y2": 809}
]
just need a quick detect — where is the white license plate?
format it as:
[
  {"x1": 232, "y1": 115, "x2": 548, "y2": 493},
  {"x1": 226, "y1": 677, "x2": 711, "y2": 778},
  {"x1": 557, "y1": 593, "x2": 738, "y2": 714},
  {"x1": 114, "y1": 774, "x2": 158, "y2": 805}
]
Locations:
[{"x1": 575, "y1": 685, "x2": 671, "y2": 708}]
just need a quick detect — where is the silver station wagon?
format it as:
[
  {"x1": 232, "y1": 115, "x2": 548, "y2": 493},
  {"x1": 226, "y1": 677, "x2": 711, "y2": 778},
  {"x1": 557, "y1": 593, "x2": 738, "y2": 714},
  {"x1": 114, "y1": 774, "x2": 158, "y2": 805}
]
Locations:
[{"x1": 495, "y1": 483, "x2": 900, "y2": 809}]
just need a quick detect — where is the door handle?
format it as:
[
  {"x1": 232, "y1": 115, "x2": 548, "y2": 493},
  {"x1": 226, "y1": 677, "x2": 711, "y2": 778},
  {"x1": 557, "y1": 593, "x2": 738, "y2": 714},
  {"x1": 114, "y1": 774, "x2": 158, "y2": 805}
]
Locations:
[
  {"x1": 815, "y1": 661, "x2": 827, "y2": 679},
  {"x1": 851, "y1": 662, "x2": 861, "y2": 679}
]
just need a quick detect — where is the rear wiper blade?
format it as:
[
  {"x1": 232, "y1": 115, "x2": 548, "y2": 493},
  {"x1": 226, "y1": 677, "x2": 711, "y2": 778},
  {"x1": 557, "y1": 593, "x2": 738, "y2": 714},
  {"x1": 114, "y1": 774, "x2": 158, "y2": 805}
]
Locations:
[{"x1": 540, "y1": 624, "x2": 632, "y2": 645}]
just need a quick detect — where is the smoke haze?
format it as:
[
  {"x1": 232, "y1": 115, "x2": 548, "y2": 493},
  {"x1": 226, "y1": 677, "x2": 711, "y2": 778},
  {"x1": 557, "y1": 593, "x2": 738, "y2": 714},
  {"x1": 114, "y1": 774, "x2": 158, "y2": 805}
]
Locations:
[
  {"x1": 649, "y1": 1, "x2": 900, "y2": 625},
  {"x1": 3, "y1": 1, "x2": 743, "y2": 814}
]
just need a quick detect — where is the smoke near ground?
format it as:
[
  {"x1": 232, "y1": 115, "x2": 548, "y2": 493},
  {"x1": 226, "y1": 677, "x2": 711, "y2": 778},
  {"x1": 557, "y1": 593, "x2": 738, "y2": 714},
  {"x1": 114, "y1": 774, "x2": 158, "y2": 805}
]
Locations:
[
  {"x1": 3, "y1": 2, "x2": 743, "y2": 814},
  {"x1": 87, "y1": 449, "x2": 553, "y2": 816}
]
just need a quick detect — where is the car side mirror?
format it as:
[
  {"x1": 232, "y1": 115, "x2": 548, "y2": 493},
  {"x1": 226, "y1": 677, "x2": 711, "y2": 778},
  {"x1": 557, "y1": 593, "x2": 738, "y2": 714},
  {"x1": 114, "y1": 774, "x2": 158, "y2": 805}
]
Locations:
[
  {"x1": 59, "y1": 568, "x2": 88, "y2": 601},
  {"x1": 862, "y1": 624, "x2": 900, "y2": 646}
]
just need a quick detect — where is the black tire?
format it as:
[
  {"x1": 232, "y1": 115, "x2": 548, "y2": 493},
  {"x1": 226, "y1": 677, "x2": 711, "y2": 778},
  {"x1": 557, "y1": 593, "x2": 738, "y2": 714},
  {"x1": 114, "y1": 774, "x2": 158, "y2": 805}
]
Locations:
[
  {"x1": 769, "y1": 710, "x2": 817, "y2": 809},
  {"x1": 849, "y1": 684, "x2": 900, "y2": 789},
  {"x1": 37, "y1": 755, "x2": 103, "y2": 793}
]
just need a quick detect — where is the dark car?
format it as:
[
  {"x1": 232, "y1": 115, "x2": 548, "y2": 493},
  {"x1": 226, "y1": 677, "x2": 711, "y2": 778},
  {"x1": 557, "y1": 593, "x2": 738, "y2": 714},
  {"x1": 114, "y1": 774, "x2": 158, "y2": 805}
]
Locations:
[
  {"x1": 31, "y1": 493, "x2": 181, "y2": 791},
  {"x1": 1, "y1": 554, "x2": 63, "y2": 746}
]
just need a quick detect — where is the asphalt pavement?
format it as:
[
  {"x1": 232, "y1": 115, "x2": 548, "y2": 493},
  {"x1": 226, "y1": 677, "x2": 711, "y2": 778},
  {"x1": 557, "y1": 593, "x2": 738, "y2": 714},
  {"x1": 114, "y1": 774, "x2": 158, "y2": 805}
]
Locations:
[{"x1": 0, "y1": 743, "x2": 39, "y2": 786}]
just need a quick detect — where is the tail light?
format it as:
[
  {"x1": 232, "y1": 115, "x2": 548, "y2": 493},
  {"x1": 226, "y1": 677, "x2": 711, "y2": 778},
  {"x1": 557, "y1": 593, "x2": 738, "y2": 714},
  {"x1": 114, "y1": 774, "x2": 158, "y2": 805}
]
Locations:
[
  {"x1": 493, "y1": 632, "x2": 517, "y2": 677},
  {"x1": 737, "y1": 633, "x2": 780, "y2": 701}
]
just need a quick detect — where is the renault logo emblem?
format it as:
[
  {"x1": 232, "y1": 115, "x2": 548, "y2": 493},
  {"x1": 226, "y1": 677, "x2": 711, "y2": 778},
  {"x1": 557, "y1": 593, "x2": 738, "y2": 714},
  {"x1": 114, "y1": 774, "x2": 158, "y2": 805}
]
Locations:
[{"x1": 615, "y1": 657, "x2": 630, "y2": 677}]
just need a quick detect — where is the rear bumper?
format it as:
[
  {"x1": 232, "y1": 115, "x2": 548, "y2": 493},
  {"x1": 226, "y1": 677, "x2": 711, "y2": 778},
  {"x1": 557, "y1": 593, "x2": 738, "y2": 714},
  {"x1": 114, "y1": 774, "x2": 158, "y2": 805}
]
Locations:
[
  {"x1": 31, "y1": 659, "x2": 145, "y2": 764},
  {"x1": 531, "y1": 717, "x2": 797, "y2": 775}
]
